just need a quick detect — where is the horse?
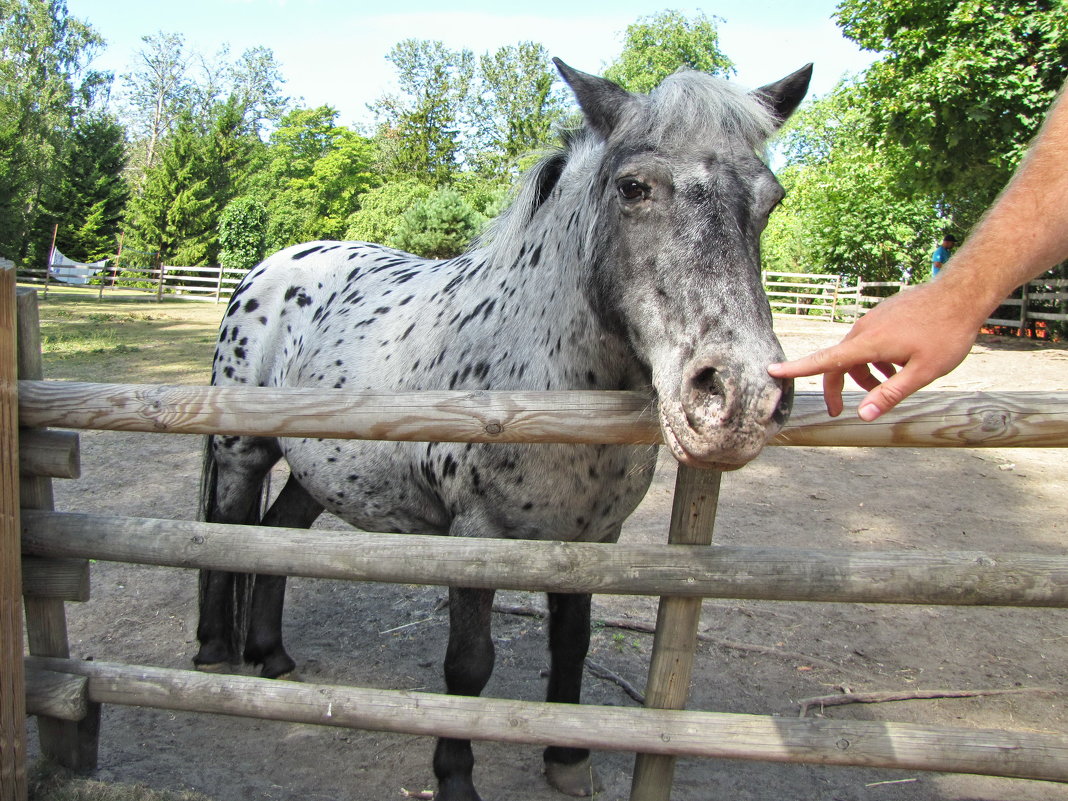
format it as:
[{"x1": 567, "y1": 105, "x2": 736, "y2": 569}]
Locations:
[{"x1": 195, "y1": 59, "x2": 811, "y2": 801}]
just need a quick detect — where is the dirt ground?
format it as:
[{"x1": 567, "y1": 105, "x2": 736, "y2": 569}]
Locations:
[{"x1": 25, "y1": 316, "x2": 1068, "y2": 801}]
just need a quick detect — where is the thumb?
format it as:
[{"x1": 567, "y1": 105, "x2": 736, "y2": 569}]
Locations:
[{"x1": 856, "y1": 365, "x2": 932, "y2": 421}]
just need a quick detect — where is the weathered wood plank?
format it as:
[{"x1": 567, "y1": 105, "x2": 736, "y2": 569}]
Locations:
[
  {"x1": 21, "y1": 510, "x2": 1068, "y2": 607},
  {"x1": 18, "y1": 429, "x2": 79, "y2": 479},
  {"x1": 15, "y1": 289, "x2": 98, "y2": 773},
  {"x1": 18, "y1": 381, "x2": 1068, "y2": 448},
  {"x1": 1, "y1": 263, "x2": 26, "y2": 801},
  {"x1": 27, "y1": 656, "x2": 1068, "y2": 783},
  {"x1": 632, "y1": 466, "x2": 722, "y2": 800},
  {"x1": 21, "y1": 557, "x2": 89, "y2": 602},
  {"x1": 24, "y1": 668, "x2": 88, "y2": 722}
]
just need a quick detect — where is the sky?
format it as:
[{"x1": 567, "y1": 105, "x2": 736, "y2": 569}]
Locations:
[{"x1": 65, "y1": 0, "x2": 878, "y2": 130}]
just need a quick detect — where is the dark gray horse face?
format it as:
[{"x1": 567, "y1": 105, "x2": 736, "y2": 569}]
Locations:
[{"x1": 557, "y1": 60, "x2": 811, "y2": 470}]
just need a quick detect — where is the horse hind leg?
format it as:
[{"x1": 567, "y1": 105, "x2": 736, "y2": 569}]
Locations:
[
  {"x1": 543, "y1": 591, "x2": 603, "y2": 797},
  {"x1": 195, "y1": 435, "x2": 282, "y2": 672},
  {"x1": 242, "y1": 474, "x2": 323, "y2": 678}
]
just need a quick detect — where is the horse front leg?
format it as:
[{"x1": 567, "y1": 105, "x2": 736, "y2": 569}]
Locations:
[
  {"x1": 543, "y1": 591, "x2": 603, "y2": 797},
  {"x1": 433, "y1": 585, "x2": 496, "y2": 801}
]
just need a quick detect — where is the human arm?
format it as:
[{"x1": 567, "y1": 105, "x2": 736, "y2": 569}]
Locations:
[{"x1": 768, "y1": 82, "x2": 1068, "y2": 420}]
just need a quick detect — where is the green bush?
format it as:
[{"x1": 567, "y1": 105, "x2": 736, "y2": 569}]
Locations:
[
  {"x1": 218, "y1": 197, "x2": 268, "y2": 274},
  {"x1": 390, "y1": 187, "x2": 487, "y2": 259}
]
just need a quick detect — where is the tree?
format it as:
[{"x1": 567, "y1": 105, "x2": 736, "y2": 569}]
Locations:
[
  {"x1": 218, "y1": 196, "x2": 267, "y2": 274},
  {"x1": 344, "y1": 179, "x2": 433, "y2": 245},
  {"x1": 764, "y1": 83, "x2": 944, "y2": 282},
  {"x1": 835, "y1": 0, "x2": 1068, "y2": 227},
  {"x1": 0, "y1": 0, "x2": 106, "y2": 262},
  {"x1": 604, "y1": 10, "x2": 734, "y2": 93},
  {"x1": 390, "y1": 187, "x2": 486, "y2": 259},
  {"x1": 251, "y1": 106, "x2": 379, "y2": 251},
  {"x1": 120, "y1": 31, "x2": 193, "y2": 177},
  {"x1": 229, "y1": 46, "x2": 289, "y2": 138},
  {"x1": 470, "y1": 42, "x2": 568, "y2": 175},
  {"x1": 126, "y1": 97, "x2": 259, "y2": 265},
  {"x1": 372, "y1": 39, "x2": 474, "y2": 185},
  {"x1": 47, "y1": 111, "x2": 128, "y2": 262}
]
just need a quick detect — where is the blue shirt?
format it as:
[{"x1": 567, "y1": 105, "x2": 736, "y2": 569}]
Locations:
[{"x1": 932, "y1": 245, "x2": 951, "y2": 277}]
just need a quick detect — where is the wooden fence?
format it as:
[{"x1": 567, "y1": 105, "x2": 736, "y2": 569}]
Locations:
[
  {"x1": 17, "y1": 262, "x2": 243, "y2": 303},
  {"x1": 14, "y1": 257, "x2": 1068, "y2": 333},
  {"x1": 6, "y1": 268, "x2": 1068, "y2": 800},
  {"x1": 762, "y1": 271, "x2": 904, "y2": 322}
]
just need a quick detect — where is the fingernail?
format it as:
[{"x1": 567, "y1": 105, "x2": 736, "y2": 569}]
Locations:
[{"x1": 858, "y1": 404, "x2": 882, "y2": 422}]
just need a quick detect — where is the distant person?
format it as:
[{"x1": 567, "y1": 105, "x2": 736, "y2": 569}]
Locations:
[
  {"x1": 930, "y1": 234, "x2": 958, "y2": 277},
  {"x1": 769, "y1": 78, "x2": 1068, "y2": 421}
]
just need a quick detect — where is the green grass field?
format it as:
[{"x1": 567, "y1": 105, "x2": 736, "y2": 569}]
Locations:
[{"x1": 23, "y1": 284, "x2": 226, "y2": 385}]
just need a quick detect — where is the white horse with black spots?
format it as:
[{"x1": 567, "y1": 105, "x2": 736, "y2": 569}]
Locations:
[{"x1": 196, "y1": 59, "x2": 811, "y2": 801}]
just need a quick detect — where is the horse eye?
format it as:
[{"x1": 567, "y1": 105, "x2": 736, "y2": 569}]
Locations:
[{"x1": 617, "y1": 179, "x2": 648, "y2": 202}]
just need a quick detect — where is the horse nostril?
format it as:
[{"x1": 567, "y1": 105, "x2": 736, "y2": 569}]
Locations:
[{"x1": 691, "y1": 366, "x2": 725, "y2": 398}]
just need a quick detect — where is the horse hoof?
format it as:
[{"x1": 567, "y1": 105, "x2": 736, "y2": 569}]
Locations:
[{"x1": 545, "y1": 757, "x2": 603, "y2": 797}]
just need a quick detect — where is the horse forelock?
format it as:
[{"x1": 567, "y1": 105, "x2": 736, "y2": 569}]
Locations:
[{"x1": 642, "y1": 70, "x2": 778, "y2": 155}]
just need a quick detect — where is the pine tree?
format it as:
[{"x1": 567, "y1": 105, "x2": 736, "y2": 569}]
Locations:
[{"x1": 49, "y1": 112, "x2": 128, "y2": 262}]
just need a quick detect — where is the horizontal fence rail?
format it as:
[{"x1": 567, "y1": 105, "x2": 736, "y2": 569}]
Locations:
[
  {"x1": 21, "y1": 510, "x2": 1068, "y2": 607},
  {"x1": 18, "y1": 381, "x2": 1068, "y2": 448},
  {"x1": 24, "y1": 656, "x2": 1068, "y2": 783}
]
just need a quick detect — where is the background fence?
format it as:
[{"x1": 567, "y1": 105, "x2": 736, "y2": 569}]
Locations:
[
  {"x1": 13, "y1": 258, "x2": 1068, "y2": 336},
  {"x1": 5, "y1": 264, "x2": 1068, "y2": 800},
  {"x1": 16, "y1": 261, "x2": 244, "y2": 303}
]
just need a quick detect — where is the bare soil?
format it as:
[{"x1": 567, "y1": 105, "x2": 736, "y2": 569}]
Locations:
[{"x1": 26, "y1": 316, "x2": 1068, "y2": 801}]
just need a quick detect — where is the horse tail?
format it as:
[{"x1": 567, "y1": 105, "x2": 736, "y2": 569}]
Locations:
[{"x1": 197, "y1": 435, "x2": 270, "y2": 663}]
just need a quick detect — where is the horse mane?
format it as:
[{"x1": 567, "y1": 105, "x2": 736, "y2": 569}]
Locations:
[{"x1": 476, "y1": 127, "x2": 598, "y2": 268}]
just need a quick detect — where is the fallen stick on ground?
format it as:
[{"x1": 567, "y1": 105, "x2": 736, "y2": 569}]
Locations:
[
  {"x1": 798, "y1": 687, "x2": 1059, "y2": 717},
  {"x1": 584, "y1": 657, "x2": 646, "y2": 704}
]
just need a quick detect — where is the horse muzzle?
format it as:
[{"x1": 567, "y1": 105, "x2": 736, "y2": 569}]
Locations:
[{"x1": 657, "y1": 358, "x2": 793, "y2": 470}]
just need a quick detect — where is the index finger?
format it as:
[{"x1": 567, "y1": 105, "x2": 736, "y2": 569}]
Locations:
[{"x1": 767, "y1": 340, "x2": 873, "y2": 380}]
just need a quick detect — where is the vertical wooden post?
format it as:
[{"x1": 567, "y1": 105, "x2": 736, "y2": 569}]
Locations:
[
  {"x1": 215, "y1": 265, "x2": 225, "y2": 303},
  {"x1": 43, "y1": 224, "x2": 58, "y2": 299},
  {"x1": 1, "y1": 265, "x2": 27, "y2": 801},
  {"x1": 154, "y1": 254, "x2": 164, "y2": 302},
  {"x1": 17, "y1": 288, "x2": 99, "y2": 772},
  {"x1": 630, "y1": 464, "x2": 722, "y2": 801}
]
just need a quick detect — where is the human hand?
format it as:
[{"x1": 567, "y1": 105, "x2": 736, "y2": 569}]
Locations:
[{"x1": 768, "y1": 281, "x2": 985, "y2": 420}]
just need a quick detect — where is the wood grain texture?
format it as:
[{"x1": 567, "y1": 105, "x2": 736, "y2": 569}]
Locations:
[
  {"x1": 26, "y1": 656, "x2": 1068, "y2": 783},
  {"x1": 632, "y1": 467, "x2": 723, "y2": 800},
  {"x1": 17, "y1": 381, "x2": 1068, "y2": 448},
  {"x1": 22, "y1": 510, "x2": 1068, "y2": 607},
  {"x1": 0, "y1": 265, "x2": 26, "y2": 801}
]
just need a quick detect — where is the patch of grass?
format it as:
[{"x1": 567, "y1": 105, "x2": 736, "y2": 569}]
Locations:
[
  {"x1": 29, "y1": 761, "x2": 216, "y2": 801},
  {"x1": 22, "y1": 284, "x2": 226, "y2": 385}
]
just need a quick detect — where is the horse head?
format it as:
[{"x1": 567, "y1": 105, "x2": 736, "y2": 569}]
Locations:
[{"x1": 556, "y1": 59, "x2": 811, "y2": 470}]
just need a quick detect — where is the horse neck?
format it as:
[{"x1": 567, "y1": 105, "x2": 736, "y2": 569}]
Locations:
[{"x1": 478, "y1": 178, "x2": 643, "y2": 391}]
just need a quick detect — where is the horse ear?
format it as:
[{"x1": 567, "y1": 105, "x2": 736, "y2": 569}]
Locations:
[
  {"x1": 752, "y1": 63, "x2": 813, "y2": 128},
  {"x1": 553, "y1": 58, "x2": 634, "y2": 139}
]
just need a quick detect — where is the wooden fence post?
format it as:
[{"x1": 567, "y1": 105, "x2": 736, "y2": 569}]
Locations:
[
  {"x1": 154, "y1": 256, "x2": 164, "y2": 302},
  {"x1": 17, "y1": 288, "x2": 99, "y2": 772},
  {"x1": 1, "y1": 264, "x2": 27, "y2": 801},
  {"x1": 630, "y1": 464, "x2": 722, "y2": 801}
]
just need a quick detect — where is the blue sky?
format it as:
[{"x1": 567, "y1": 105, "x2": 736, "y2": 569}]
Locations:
[{"x1": 65, "y1": 0, "x2": 877, "y2": 129}]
